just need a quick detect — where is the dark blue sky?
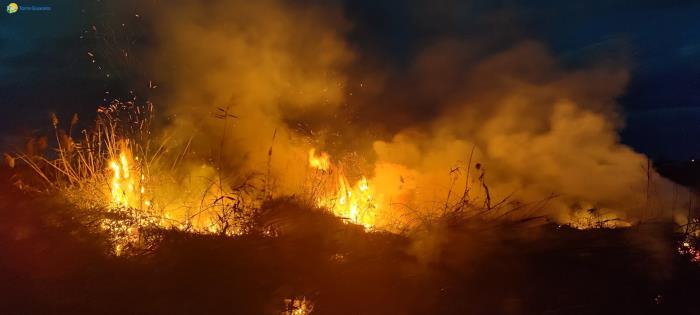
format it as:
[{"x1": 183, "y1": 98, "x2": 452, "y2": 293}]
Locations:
[
  {"x1": 525, "y1": 1, "x2": 700, "y2": 159},
  {"x1": 2, "y1": 0, "x2": 700, "y2": 159}
]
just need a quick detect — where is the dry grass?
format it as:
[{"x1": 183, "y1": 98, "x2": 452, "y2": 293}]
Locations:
[{"x1": 7, "y1": 101, "x2": 267, "y2": 254}]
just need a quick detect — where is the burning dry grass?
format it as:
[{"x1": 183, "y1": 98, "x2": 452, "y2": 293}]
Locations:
[
  {"x1": 282, "y1": 297, "x2": 314, "y2": 315},
  {"x1": 80, "y1": 0, "x2": 689, "y2": 239},
  {"x1": 1, "y1": 180, "x2": 699, "y2": 314},
  {"x1": 6, "y1": 100, "x2": 681, "y2": 257},
  {"x1": 8, "y1": 100, "x2": 447, "y2": 258},
  {"x1": 306, "y1": 148, "x2": 380, "y2": 229},
  {"x1": 8, "y1": 102, "x2": 271, "y2": 254},
  {"x1": 3, "y1": 1, "x2": 700, "y2": 312},
  {"x1": 5, "y1": 101, "x2": 700, "y2": 314},
  {"x1": 678, "y1": 218, "x2": 700, "y2": 263}
]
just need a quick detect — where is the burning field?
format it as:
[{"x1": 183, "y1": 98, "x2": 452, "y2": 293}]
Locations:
[{"x1": 2, "y1": 0, "x2": 700, "y2": 314}]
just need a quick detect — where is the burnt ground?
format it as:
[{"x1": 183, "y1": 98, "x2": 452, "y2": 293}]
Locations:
[{"x1": 1, "y1": 168, "x2": 699, "y2": 315}]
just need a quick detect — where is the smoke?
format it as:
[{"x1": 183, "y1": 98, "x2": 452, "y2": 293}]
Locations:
[
  {"x1": 145, "y1": 0, "x2": 676, "y2": 228},
  {"x1": 149, "y1": 0, "x2": 353, "y2": 193},
  {"x1": 368, "y1": 41, "x2": 673, "y2": 224}
]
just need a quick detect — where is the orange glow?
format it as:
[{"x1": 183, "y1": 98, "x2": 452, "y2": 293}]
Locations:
[
  {"x1": 108, "y1": 141, "x2": 148, "y2": 209},
  {"x1": 309, "y1": 148, "x2": 379, "y2": 229},
  {"x1": 308, "y1": 148, "x2": 330, "y2": 171}
]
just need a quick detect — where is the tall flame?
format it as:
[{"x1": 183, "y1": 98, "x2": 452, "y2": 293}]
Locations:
[
  {"x1": 309, "y1": 148, "x2": 379, "y2": 229},
  {"x1": 108, "y1": 142, "x2": 148, "y2": 209}
]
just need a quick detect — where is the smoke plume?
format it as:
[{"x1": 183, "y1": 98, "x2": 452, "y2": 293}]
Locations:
[
  {"x1": 145, "y1": 0, "x2": 676, "y2": 229},
  {"x1": 150, "y1": 0, "x2": 353, "y2": 194}
]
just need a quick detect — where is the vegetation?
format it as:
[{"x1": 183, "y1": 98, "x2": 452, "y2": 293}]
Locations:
[{"x1": 3, "y1": 103, "x2": 700, "y2": 314}]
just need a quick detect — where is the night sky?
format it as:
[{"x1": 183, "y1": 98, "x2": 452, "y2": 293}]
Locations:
[{"x1": 2, "y1": 0, "x2": 700, "y2": 159}]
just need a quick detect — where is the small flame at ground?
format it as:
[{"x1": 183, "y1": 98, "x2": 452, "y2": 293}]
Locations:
[{"x1": 282, "y1": 297, "x2": 314, "y2": 315}]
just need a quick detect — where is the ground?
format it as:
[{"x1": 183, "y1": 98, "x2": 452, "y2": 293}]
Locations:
[{"x1": 0, "y1": 167, "x2": 699, "y2": 315}]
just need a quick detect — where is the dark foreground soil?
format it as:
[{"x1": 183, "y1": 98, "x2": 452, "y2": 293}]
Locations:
[{"x1": 1, "y1": 171, "x2": 699, "y2": 315}]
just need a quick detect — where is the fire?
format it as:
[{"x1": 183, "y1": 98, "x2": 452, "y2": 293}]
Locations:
[
  {"x1": 566, "y1": 207, "x2": 631, "y2": 230},
  {"x1": 283, "y1": 297, "x2": 314, "y2": 315},
  {"x1": 108, "y1": 141, "x2": 148, "y2": 209},
  {"x1": 309, "y1": 149, "x2": 379, "y2": 229},
  {"x1": 679, "y1": 239, "x2": 700, "y2": 263},
  {"x1": 308, "y1": 149, "x2": 330, "y2": 171}
]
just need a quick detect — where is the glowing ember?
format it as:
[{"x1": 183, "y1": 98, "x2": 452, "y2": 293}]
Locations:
[
  {"x1": 309, "y1": 149, "x2": 379, "y2": 229},
  {"x1": 566, "y1": 207, "x2": 631, "y2": 230},
  {"x1": 678, "y1": 236, "x2": 700, "y2": 263}
]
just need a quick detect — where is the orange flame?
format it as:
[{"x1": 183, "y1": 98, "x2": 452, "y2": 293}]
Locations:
[
  {"x1": 108, "y1": 142, "x2": 148, "y2": 209},
  {"x1": 309, "y1": 148, "x2": 379, "y2": 229},
  {"x1": 308, "y1": 148, "x2": 330, "y2": 171}
]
